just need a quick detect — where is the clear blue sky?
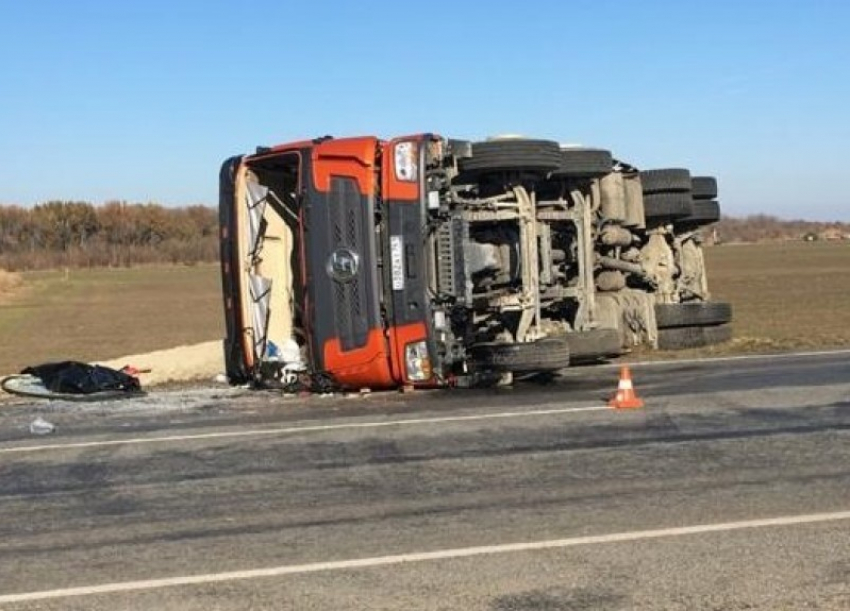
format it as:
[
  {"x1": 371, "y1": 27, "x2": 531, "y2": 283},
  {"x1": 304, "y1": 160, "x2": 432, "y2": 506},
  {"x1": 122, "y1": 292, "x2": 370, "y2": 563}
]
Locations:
[{"x1": 2, "y1": 0, "x2": 849, "y2": 220}]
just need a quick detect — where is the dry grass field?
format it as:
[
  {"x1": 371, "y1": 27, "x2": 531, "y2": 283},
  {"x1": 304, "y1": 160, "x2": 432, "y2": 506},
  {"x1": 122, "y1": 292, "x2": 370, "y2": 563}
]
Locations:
[
  {"x1": 0, "y1": 270, "x2": 22, "y2": 302},
  {"x1": 0, "y1": 241, "x2": 848, "y2": 376},
  {"x1": 0, "y1": 265, "x2": 222, "y2": 375},
  {"x1": 708, "y1": 241, "x2": 850, "y2": 351}
]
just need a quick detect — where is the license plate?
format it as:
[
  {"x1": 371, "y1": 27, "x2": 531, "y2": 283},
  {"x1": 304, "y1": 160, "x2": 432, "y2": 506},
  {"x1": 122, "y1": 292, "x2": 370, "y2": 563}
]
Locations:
[{"x1": 390, "y1": 235, "x2": 405, "y2": 291}]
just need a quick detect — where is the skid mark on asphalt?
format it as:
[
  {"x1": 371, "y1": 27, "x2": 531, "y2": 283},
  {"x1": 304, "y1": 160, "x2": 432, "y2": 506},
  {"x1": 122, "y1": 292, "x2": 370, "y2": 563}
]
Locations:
[
  {"x1": 0, "y1": 405, "x2": 610, "y2": 455},
  {"x1": 1, "y1": 509, "x2": 849, "y2": 604}
]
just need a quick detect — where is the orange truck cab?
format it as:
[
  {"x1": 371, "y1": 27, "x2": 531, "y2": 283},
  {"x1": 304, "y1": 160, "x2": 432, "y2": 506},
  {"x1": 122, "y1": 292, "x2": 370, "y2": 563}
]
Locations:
[{"x1": 220, "y1": 135, "x2": 460, "y2": 390}]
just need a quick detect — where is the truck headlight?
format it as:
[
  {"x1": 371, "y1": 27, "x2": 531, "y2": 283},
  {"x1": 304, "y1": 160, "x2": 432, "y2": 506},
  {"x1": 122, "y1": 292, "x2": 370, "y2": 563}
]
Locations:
[
  {"x1": 394, "y1": 141, "x2": 418, "y2": 182},
  {"x1": 404, "y1": 340, "x2": 432, "y2": 381}
]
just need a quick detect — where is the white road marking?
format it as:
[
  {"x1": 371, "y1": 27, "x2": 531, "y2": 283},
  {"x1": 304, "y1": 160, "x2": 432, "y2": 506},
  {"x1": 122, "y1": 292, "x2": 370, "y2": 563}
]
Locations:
[
  {"x1": 0, "y1": 405, "x2": 609, "y2": 455},
  {"x1": 1, "y1": 509, "x2": 848, "y2": 603},
  {"x1": 5, "y1": 348, "x2": 845, "y2": 456},
  {"x1": 611, "y1": 348, "x2": 850, "y2": 369}
]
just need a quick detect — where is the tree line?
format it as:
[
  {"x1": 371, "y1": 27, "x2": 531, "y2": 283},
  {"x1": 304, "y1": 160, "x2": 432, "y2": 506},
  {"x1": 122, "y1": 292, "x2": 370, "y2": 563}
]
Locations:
[
  {"x1": 715, "y1": 215, "x2": 850, "y2": 243},
  {"x1": 2, "y1": 202, "x2": 846, "y2": 270},
  {"x1": 0, "y1": 201, "x2": 219, "y2": 270}
]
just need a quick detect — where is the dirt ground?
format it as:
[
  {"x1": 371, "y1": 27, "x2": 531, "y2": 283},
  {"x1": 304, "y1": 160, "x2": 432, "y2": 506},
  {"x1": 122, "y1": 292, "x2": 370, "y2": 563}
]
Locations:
[
  {"x1": 0, "y1": 265, "x2": 222, "y2": 377},
  {"x1": 707, "y1": 241, "x2": 850, "y2": 350},
  {"x1": 0, "y1": 269, "x2": 22, "y2": 304}
]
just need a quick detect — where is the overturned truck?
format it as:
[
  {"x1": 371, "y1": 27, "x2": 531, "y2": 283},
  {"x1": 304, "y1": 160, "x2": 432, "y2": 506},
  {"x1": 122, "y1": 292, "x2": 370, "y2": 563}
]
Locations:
[{"x1": 219, "y1": 135, "x2": 731, "y2": 389}]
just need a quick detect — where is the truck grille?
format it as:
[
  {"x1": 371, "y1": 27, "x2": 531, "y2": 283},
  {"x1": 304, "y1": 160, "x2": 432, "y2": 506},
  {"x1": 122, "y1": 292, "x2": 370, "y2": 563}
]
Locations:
[{"x1": 329, "y1": 177, "x2": 367, "y2": 351}]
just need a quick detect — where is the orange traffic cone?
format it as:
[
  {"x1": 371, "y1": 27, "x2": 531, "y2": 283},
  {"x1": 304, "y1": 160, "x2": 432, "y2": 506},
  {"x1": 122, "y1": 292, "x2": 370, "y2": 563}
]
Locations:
[{"x1": 609, "y1": 366, "x2": 644, "y2": 409}]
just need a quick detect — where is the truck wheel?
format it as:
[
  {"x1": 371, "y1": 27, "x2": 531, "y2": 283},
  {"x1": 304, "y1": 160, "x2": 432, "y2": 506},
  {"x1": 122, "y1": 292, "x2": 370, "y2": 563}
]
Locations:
[
  {"x1": 657, "y1": 324, "x2": 732, "y2": 350},
  {"x1": 655, "y1": 301, "x2": 732, "y2": 329},
  {"x1": 643, "y1": 192, "x2": 693, "y2": 220},
  {"x1": 640, "y1": 168, "x2": 692, "y2": 194},
  {"x1": 566, "y1": 328, "x2": 623, "y2": 364},
  {"x1": 459, "y1": 139, "x2": 562, "y2": 174},
  {"x1": 470, "y1": 337, "x2": 570, "y2": 373},
  {"x1": 552, "y1": 148, "x2": 613, "y2": 178},
  {"x1": 691, "y1": 176, "x2": 718, "y2": 200},
  {"x1": 675, "y1": 200, "x2": 720, "y2": 229}
]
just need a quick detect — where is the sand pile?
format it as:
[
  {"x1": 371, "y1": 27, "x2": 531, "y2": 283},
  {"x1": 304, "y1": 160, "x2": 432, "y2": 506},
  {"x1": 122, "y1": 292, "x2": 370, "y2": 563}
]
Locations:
[{"x1": 98, "y1": 340, "x2": 226, "y2": 387}]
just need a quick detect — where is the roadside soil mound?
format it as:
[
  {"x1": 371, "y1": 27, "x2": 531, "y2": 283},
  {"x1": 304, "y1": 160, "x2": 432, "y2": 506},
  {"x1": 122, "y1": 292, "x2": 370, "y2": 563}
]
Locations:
[{"x1": 98, "y1": 340, "x2": 225, "y2": 387}]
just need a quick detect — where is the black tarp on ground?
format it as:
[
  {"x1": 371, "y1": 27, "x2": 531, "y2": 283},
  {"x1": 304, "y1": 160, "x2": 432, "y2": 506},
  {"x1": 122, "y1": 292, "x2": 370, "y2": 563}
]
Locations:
[{"x1": 21, "y1": 361, "x2": 141, "y2": 395}]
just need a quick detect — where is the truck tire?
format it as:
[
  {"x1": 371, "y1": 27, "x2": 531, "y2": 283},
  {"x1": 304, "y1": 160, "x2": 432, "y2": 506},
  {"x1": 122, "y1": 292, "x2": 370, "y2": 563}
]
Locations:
[
  {"x1": 459, "y1": 139, "x2": 562, "y2": 174},
  {"x1": 640, "y1": 168, "x2": 692, "y2": 194},
  {"x1": 552, "y1": 148, "x2": 613, "y2": 178},
  {"x1": 655, "y1": 301, "x2": 732, "y2": 329},
  {"x1": 675, "y1": 200, "x2": 720, "y2": 229},
  {"x1": 566, "y1": 328, "x2": 623, "y2": 364},
  {"x1": 691, "y1": 176, "x2": 718, "y2": 200},
  {"x1": 643, "y1": 192, "x2": 693, "y2": 220},
  {"x1": 657, "y1": 324, "x2": 732, "y2": 350},
  {"x1": 470, "y1": 337, "x2": 570, "y2": 373}
]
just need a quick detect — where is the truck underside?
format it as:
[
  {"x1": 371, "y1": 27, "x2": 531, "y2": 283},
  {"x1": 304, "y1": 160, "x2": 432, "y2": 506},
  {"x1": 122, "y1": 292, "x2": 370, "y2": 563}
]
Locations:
[{"x1": 220, "y1": 136, "x2": 731, "y2": 390}]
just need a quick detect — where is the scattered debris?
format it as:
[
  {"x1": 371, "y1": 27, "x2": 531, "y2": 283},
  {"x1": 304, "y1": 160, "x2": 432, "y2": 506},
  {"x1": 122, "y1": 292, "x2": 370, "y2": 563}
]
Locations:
[
  {"x1": 29, "y1": 416, "x2": 55, "y2": 435},
  {"x1": 120, "y1": 364, "x2": 152, "y2": 376}
]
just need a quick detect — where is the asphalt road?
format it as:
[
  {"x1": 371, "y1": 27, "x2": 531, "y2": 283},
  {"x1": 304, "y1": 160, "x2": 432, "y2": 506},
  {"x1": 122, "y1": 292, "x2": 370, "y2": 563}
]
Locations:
[{"x1": 0, "y1": 351, "x2": 848, "y2": 610}]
